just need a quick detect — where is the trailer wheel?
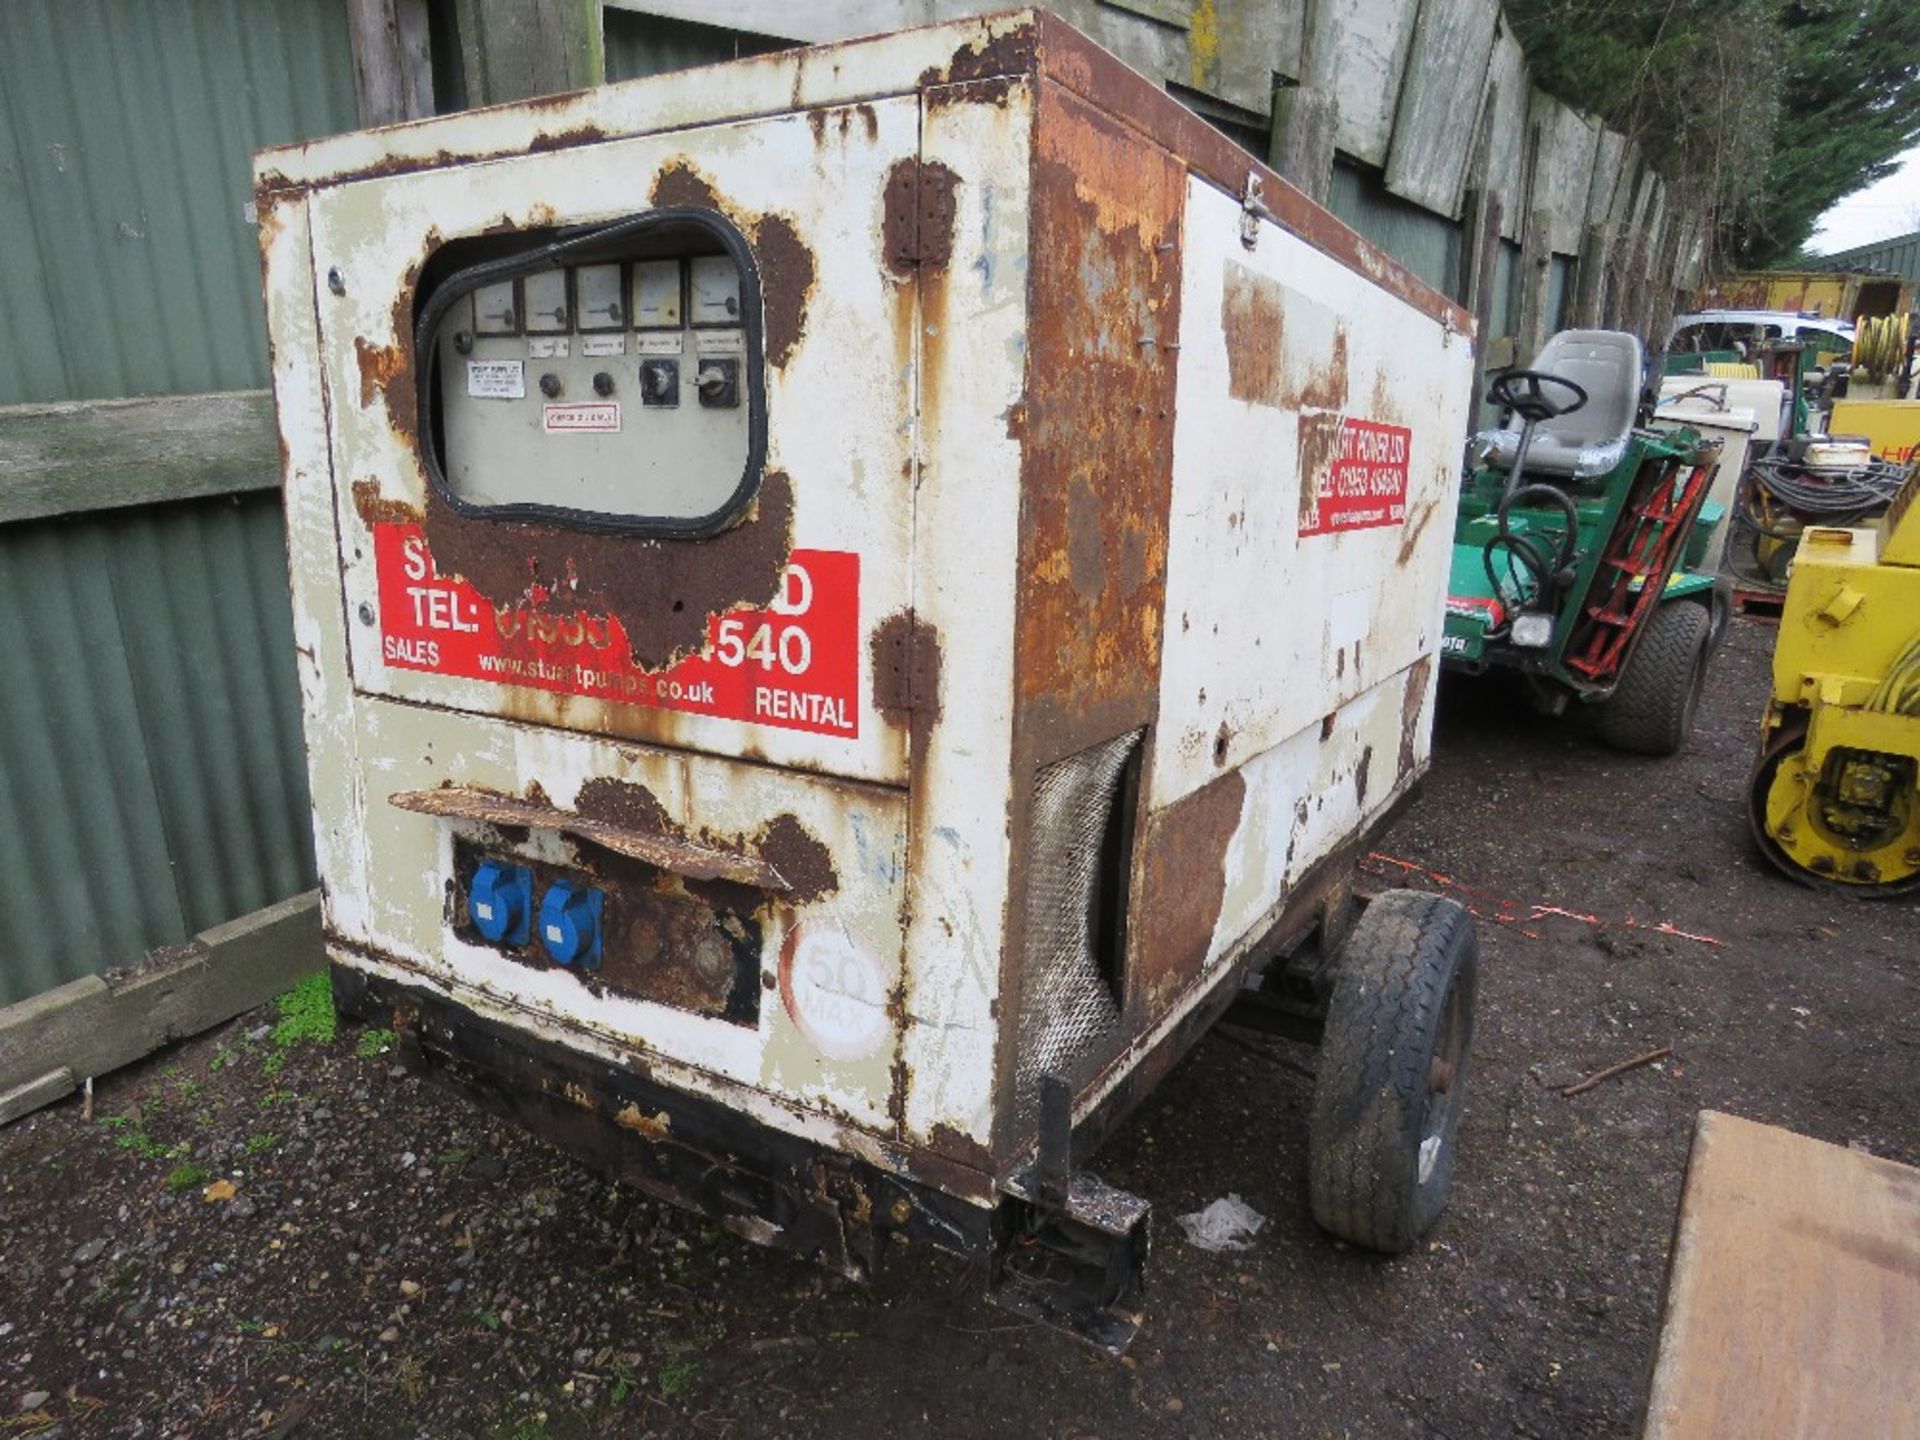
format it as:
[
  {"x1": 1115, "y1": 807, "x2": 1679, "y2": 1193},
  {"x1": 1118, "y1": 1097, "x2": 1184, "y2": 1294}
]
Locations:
[
  {"x1": 1308, "y1": 890, "x2": 1476, "y2": 1254},
  {"x1": 1593, "y1": 600, "x2": 1711, "y2": 757}
]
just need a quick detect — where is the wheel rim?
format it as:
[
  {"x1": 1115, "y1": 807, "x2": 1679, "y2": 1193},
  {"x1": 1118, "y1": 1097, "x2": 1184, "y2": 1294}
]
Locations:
[
  {"x1": 1418, "y1": 972, "x2": 1469, "y2": 1183},
  {"x1": 1749, "y1": 724, "x2": 1920, "y2": 894}
]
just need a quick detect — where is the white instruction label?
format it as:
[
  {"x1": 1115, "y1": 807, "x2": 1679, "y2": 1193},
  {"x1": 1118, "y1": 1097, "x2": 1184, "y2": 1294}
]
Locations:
[
  {"x1": 543, "y1": 402, "x2": 621, "y2": 434},
  {"x1": 580, "y1": 334, "x2": 626, "y2": 357},
  {"x1": 635, "y1": 333, "x2": 682, "y2": 356},
  {"x1": 527, "y1": 336, "x2": 570, "y2": 359},
  {"x1": 695, "y1": 329, "x2": 744, "y2": 354},
  {"x1": 466, "y1": 359, "x2": 525, "y2": 399}
]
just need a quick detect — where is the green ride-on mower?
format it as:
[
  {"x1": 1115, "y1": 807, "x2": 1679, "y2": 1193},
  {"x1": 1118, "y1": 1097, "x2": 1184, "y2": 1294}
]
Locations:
[{"x1": 1442, "y1": 329, "x2": 1730, "y2": 756}]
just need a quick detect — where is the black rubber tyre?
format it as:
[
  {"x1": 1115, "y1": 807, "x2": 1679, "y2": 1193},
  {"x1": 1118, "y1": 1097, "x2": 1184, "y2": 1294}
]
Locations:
[
  {"x1": 1308, "y1": 889, "x2": 1476, "y2": 1254},
  {"x1": 1593, "y1": 600, "x2": 1711, "y2": 757}
]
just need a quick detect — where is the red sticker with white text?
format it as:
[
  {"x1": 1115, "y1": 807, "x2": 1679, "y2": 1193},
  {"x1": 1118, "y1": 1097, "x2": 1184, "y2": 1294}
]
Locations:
[
  {"x1": 1300, "y1": 417, "x2": 1412, "y2": 537},
  {"x1": 373, "y1": 522, "x2": 859, "y2": 737}
]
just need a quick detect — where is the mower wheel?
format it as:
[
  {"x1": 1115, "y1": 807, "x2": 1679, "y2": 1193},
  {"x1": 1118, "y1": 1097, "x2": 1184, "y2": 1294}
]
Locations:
[
  {"x1": 1593, "y1": 601, "x2": 1710, "y2": 757},
  {"x1": 1308, "y1": 889, "x2": 1476, "y2": 1254}
]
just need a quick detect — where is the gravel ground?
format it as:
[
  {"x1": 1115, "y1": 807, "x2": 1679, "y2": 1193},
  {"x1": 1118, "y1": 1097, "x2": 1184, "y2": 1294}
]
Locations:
[{"x1": 3, "y1": 613, "x2": 1916, "y2": 1439}]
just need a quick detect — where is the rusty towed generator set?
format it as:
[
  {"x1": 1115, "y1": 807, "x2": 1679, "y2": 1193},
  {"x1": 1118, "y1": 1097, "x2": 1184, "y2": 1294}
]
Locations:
[{"x1": 256, "y1": 10, "x2": 1479, "y2": 1347}]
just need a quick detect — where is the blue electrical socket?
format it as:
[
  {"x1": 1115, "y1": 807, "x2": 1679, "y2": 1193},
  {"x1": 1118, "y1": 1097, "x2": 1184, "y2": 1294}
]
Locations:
[
  {"x1": 537, "y1": 881, "x2": 605, "y2": 969},
  {"x1": 467, "y1": 860, "x2": 533, "y2": 946}
]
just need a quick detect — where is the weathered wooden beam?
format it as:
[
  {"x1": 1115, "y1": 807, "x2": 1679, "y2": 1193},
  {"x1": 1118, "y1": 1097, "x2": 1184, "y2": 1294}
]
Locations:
[
  {"x1": 1515, "y1": 204, "x2": 1554, "y2": 364},
  {"x1": 0, "y1": 390, "x2": 280, "y2": 527},
  {"x1": 1300, "y1": 0, "x2": 1417, "y2": 169},
  {"x1": 1385, "y1": 0, "x2": 1499, "y2": 219},
  {"x1": 454, "y1": 0, "x2": 604, "y2": 105},
  {"x1": 1268, "y1": 80, "x2": 1335, "y2": 207},
  {"x1": 0, "y1": 892, "x2": 322, "y2": 1126},
  {"x1": 1573, "y1": 220, "x2": 1610, "y2": 328},
  {"x1": 1463, "y1": 189, "x2": 1504, "y2": 424},
  {"x1": 347, "y1": 0, "x2": 436, "y2": 126}
]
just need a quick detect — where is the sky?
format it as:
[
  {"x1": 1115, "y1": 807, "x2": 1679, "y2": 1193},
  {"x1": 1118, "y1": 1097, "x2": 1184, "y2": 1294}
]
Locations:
[{"x1": 1806, "y1": 141, "x2": 1920, "y2": 255}]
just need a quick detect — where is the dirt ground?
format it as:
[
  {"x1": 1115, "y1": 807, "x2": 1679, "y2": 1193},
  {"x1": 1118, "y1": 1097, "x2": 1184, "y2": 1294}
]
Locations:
[{"x1": 3, "y1": 613, "x2": 1916, "y2": 1439}]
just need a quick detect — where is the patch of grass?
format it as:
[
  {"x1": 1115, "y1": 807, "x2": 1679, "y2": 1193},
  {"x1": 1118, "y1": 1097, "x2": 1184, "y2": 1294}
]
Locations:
[
  {"x1": 658, "y1": 1356, "x2": 698, "y2": 1398},
  {"x1": 264, "y1": 972, "x2": 335, "y2": 1074},
  {"x1": 474, "y1": 1309, "x2": 503, "y2": 1332},
  {"x1": 165, "y1": 1162, "x2": 209, "y2": 1193},
  {"x1": 437, "y1": 1144, "x2": 475, "y2": 1169},
  {"x1": 103, "y1": 1113, "x2": 188, "y2": 1162},
  {"x1": 243, "y1": 1132, "x2": 279, "y2": 1156},
  {"x1": 120, "y1": 1131, "x2": 188, "y2": 1162},
  {"x1": 357, "y1": 1027, "x2": 397, "y2": 1058}
]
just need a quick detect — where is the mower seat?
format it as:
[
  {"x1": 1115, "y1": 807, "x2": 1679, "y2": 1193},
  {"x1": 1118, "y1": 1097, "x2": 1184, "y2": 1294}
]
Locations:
[{"x1": 1481, "y1": 329, "x2": 1644, "y2": 480}]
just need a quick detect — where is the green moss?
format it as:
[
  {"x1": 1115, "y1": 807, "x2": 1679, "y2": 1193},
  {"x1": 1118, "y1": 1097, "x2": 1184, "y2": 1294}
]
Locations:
[
  {"x1": 264, "y1": 972, "x2": 336, "y2": 1073},
  {"x1": 356, "y1": 1028, "x2": 397, "y2": 1059},
  {"x1": 165, "y1": 1162, "x2": 209, "y2": 1193},
  {"x1": 274, "y1": 972, "x2": 336, "y2": 1045}
]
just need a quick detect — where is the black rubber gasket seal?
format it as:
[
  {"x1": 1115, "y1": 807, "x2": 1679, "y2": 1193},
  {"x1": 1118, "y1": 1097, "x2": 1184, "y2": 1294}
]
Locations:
[{"x1": 412, "y1": 205, "x2": 767, "y2": 541}]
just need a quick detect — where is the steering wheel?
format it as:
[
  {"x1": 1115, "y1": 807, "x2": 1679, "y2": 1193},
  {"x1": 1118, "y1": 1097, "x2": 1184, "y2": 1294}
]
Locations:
[{"x1": 1489, "y1": 369, "x2": 1588, "y2": 423}]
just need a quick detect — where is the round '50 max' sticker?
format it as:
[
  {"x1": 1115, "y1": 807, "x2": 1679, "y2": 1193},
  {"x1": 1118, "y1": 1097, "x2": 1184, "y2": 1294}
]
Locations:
[{"x1": 778, "y1": 923, "x2": 890, "y2": 1061}]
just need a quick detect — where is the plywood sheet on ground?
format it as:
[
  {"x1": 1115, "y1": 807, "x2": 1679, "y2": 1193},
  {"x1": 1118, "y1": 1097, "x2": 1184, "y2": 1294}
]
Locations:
[{"x1": 1644, "y1": 1110, "x2": 1920, "y2": 1438}]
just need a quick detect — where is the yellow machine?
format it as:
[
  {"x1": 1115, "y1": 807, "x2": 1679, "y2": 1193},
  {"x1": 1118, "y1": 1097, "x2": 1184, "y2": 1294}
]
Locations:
[
  {"x1": 1750, "y1": 463, "x2": 1920, "y2": 892},
  {"x1": 1830, "y1": 398, "x2": 1920, "y2": 467}
]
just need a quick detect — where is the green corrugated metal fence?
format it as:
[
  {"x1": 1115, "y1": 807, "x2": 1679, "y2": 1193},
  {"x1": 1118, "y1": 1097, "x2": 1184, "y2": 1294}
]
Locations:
[
  {"x1": 0, "y1": 0, "x2": 359, "y2": 405},
  {"x1": 0, "y1": 494, "x2": 313, "y2": 1005},
  {"x1": 604, "y1": 10, "x2": 787, "y2": 84},
  {"x1": 0, "y1": 0, "x2": 359, "y2": 1005}
]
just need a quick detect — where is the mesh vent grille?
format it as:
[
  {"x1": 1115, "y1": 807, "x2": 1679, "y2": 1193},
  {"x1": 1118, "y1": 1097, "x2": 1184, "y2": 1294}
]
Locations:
[{"x1": 1013, "y1": 730, "x2": 1142, "y2": 1121}]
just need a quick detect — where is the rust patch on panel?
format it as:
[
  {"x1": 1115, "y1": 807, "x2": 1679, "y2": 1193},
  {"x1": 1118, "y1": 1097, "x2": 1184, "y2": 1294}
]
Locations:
[
  {"x1": 918, "y1": 23, "x2": 1037, "y2": 90},
  {"x1": 1397, "y1": 495, "x2": 1441, "y2": 566},
  {"x1": 1299, "y1": 325, "x2": 1350, "y2": 411},
  {"x1": 350, "y1": 478, "x2": 422, "y2": 529},
  {"x1": 604, "y1": 887, "x2": 744, "y2": 1015},
  {"x1": 750, "y1": 214, "x2": 814, "y2": 369},
  {"x1": 1221, "y1": 263, "x2": 1284, "y2": 405},
  {"x1": 574, "y1": 775, "x2": 674, "y2": 835},
  {"x1": 757, "y1": 814, "x2": 838, "y2": 903},
  {"x1": 649, "y1": 159, "x2": 815, "y2": 369},
  {"x1": 649, "y1": 159, "x2": 721, "y2": 212},
  {"x1": 419, "y1": 471, "x2": 794, "y2": 673},
  {"x1": 1129, "y1": 769, "x2": 1246, "y2": 1021},
  {"x1": 1398, "y1": 656, "x2": 1432, "y2": 780},
  {"x1": 355, "y1": 335, "x2": 409, "y2": 415},
  {"x1": 527, "y1": 123, "x2": 611, "y2": 154},
  {"x1": 613, "y1": 1103, "x2": 671, "y2": 1141},
  {"x1": 1011, "y1": 81, "x2": 1184, "y2": 762},
  {"x1": 805, "y1": 102, "x2": 879, "y2": 146},
  {"x1": 925, "y1": 73, "x2": 1021, "y2": 111}
]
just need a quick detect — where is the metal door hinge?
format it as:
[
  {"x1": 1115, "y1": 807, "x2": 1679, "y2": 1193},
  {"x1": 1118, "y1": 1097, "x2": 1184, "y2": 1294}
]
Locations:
[{"x1": 883, "y1": 158, "x2": 960, "y2": 271}]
